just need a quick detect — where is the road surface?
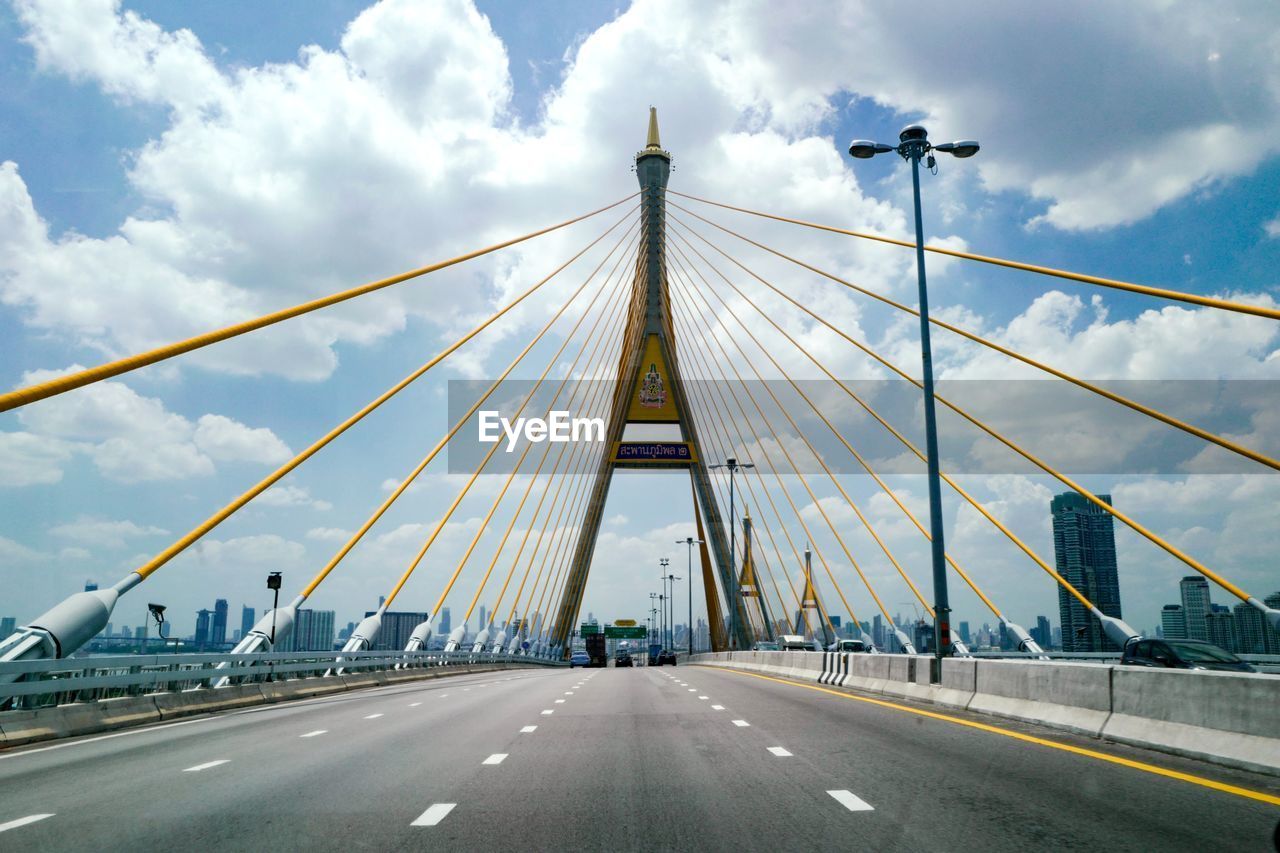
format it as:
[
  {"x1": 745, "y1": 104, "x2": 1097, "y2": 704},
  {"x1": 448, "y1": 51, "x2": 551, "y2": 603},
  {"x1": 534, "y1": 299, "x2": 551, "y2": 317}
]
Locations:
[{"x1": 1, "y1": 662, "x2": 1277, "y2": 850}]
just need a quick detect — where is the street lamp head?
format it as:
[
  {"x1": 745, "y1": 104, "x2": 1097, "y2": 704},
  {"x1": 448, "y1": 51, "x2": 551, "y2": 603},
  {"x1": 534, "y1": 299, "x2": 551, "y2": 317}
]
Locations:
[
  {"x1": 147, "y1": 603, "x2": 166, "y2": 622},
  {"x1": 848, "y1": 139, "x2": 894, "y2": 159},
  {"x1": 266, "y1": 571, "x2": 283, "y2": 590},
  {"x1": 935, "y1": 140, "x2": 980, "y2": 158},
  {"x1": 899, "y1": 124, "x2": 928, "y2": 143}
]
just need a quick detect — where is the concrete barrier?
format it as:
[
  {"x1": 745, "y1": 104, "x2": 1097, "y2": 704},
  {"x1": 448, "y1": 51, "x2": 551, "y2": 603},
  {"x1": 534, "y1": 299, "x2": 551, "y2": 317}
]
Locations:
[
  {"x1": 968, "y1": 659, "x2": 1112, "y2": 736},
  {"x1": 1102, "y1": 668, "x2": 1280, "y2": 775},
  {"x1": 152, "y1": 684, "x2": 267, "y2": 720},
  {"x1": 0, "y1": 662, "x2": 534, "y2": 749},
  {"x1": 689, "y1": 652, "x2": 1280, "y2": 775}
]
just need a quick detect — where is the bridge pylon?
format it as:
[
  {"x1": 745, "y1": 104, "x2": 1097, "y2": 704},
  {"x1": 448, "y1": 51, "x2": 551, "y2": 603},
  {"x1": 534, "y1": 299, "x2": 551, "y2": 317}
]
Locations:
[{"x1": 549, "y1": 109, "x2": 753, "y2": 652}]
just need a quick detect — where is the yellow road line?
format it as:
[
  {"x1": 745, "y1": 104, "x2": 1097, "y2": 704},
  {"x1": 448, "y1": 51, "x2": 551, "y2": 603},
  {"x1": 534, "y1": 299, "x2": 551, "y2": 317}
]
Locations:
[{"x1": 715, "y1": 667, "x2": 1280, "y2": 807}]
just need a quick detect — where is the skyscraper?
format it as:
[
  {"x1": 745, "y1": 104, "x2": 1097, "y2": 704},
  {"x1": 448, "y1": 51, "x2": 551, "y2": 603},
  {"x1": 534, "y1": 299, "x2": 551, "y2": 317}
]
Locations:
[
  {"x1": 84, "y1": 580, "x2": 98, "y2": 592},
  {"x1": 1179, "y1": 576, "x2": 1211, "y2": 641},
  {"x1": 957, "y1": 620, "x2": 971, "y2": 645},
  {"x1": 367, "y1": 611, "x2": 430, "y2": 651},
  {"x1": 439, "y1": 607, "x2": 452, "y2": 636},
  {"x1": 1234, "y1": 598, "x2": 1280, "y2": 654},
  {"x1": 1161, "y1": 604, "x2": 1186, "y2": 639},
  {"x1": 479, "y1": 606, "x2": 488, "y2": 629},
  {"x1": 0, "y1": 616, "x2": 15, "y2": 636},
  {"x1": 1051, "y1": 492, "x2": 1123, "y2": 652},
  {"x1": 212, "y1": 599, "x2": 229, "y2": 646},
  {"x1": 194, "y1": 609, "x2": 212, "y2": 649},
  {"x1": 1204, "y1": 605, "x2": 1237, "y2": 653},
  {"x1": 278, "y1": 609, "x2": 336, "y2": 652},
  {"x1": 1033, "y1": 615, "x2": 1052, "y2": 649},
  {"x1": 240, "y1": 605, "x2": 255, "y2": 639}
]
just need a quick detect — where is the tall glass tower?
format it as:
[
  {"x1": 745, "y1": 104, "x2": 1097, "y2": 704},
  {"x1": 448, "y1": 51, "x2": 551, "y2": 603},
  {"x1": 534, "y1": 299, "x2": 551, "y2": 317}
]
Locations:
[{"x1": 1051, "y1": 492, "x2": 1123, "y2": 652}]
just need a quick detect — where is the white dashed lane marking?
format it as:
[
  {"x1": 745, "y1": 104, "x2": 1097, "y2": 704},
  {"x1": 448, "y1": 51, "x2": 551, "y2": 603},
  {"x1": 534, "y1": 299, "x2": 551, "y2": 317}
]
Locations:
[
  {"x1": 521, "y1": 726, "x2": 538, "y2": 733},
  {"x1": 732, "y1": 720, "x2": 750, "y2": 727},
  {"x1": 364, "y1": 713, "x2": 384, "y2": 720},
  {"x1": 541, "y1": 709, "x2": 554, "y2": 715},
  {"x1": 828, "y1": 790, "x2": 875, "y2": 812},
  {"x1": 555, "y1": 699, "x2": 566, "y2": 704},
  {"x1": 767, "y1": 747, "x2": 793, "y2": 757},
  {"x1": 409, "y1": 702, "x2": 422, "y2": 707},
  {"x1": 411, "y1": 803, "x2": 457, "y2": 826},
  {"x1": 698, "y1": 696, "x2": 708, "y2": 700},
  {"x1": 299, "y1": 730, "x2": 327, "y2": 738},
  {"x1": 482, "y1": 754, "x2": 508, "y2": 765},
  {"x1": 0, "y1": 814, "x2": 54, "y2": 833},
  {"x1": 711, "y1": 705, "x2": 725, "y2": 710},
  {"x1": 182, "y1": 760, "x2": 229, "y2": 772}
]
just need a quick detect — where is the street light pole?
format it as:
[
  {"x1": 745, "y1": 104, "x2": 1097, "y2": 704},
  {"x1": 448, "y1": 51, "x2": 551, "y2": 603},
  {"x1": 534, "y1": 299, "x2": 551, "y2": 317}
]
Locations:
[
  {"x1": 678, "y1": 536, "x2": 703, "y2": 655},
  {"x1": 666, "y1": 573, "x2": 681, "y2": 650},
  {"x1": 266, "y1": 571, "x2": 283, "y2": 648},
  {"x1": 848, "y1": 126, "x2": 979, "y2": 666},
  {"x1": 710, "y1": 457, "x2": 754, "y2": 649}
]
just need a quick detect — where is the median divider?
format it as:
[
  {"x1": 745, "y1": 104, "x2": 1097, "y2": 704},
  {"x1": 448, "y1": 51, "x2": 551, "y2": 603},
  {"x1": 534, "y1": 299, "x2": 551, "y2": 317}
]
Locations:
[{"x1": 691, "y1": 651, "x2": 1280, "y2": 776}]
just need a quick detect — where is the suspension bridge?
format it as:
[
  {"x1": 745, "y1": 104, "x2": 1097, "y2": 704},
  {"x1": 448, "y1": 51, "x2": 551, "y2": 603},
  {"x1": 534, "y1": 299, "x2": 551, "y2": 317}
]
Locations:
[{"x1": 0, "y1": 111, "x2": 1277, "y2": 849}]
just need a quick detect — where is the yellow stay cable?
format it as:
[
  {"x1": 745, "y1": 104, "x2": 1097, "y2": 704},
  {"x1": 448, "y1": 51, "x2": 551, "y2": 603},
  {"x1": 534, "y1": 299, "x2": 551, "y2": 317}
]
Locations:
[
  {"x1": 671, "y1": 246, "x2": 934, "y2": 617},
  {"x1": 455, "y1": 243, "x2": 635, "y2": 623},
  {"x1": 0, "y1": 194, "x2": 639, "y2": 413},
  {"x1": 667, "y1": 219, "x2": 1105, "y2": 612},
  {"x1": 382, "y1": 225, "x2": 640, "y2": 610},
  {"x1": 674, "y1": 216, "x2": 1258, "y2": 606},
  {"x1": 673, "y1": 232, "x2": 1006, "y2": 621},
  {"x1": 674, "y1": 230, "x2": 1003, "y2": 618},
  {"x1": 670, "y1": 201, "x2": 1280, "y2": 474},
  {"x1": 663, "y1": 263, "x2": 820, "y2": 637},
  {"x1": 128, "y1": 205, "x2": 636, "y2": 584},
  {"x1": 667, "y1": 267, "x2": 870, "y2": 630},
  {"x1": 480, "y1": 302, "x2": 630, "y2": 633},
  {"x1": 299, "y1": 220, "x2": 639, "y2": 599},
  {"x1": 668, "y1": 190, "x2": 1280, "y2": 322}
]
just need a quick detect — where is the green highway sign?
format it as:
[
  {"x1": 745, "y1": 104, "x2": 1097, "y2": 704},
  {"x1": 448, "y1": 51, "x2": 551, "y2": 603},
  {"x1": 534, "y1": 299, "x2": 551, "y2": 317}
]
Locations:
[
  {"x1": 580, "y1": 623, "x2": 600, "y2": 635},
  {"x1": 604, "y1": 625, "x2": 647, "y2": 639}
]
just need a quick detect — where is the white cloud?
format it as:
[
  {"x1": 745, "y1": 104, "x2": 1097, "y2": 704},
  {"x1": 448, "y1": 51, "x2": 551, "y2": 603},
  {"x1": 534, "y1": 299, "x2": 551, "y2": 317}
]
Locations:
[
  {"x1": 306, "y1": 526, "x2": 352, "y2": 541},
  {"x1": 1265, "y1": 214, "x2": 1280, "y2": 239},
  {"x1": 11, "y1": 367, "x2": 293, "y2": 484},
  {"x1": 49, "y1": 515, "x2": 169, "y2": 549},
  {"x1": 0, "y1": 431, "x2": 79, "y2": 486},
  {"x1": 193, "y1": 415, "x2": 291, "y2": 464},
  {"x1": 0, "y1": 535, "x2": 48, "y2": 564},
  {"x1": 188, "y1": 533, "x2": 307, "y2": 567},
  {"x1": 257, "y1": 484, "x2": 332, "y2": 511}
]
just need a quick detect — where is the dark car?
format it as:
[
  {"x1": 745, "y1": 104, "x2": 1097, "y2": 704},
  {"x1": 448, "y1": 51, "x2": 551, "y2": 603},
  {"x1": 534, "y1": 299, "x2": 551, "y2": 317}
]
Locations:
[
  {"x1": 1121, "y1": 638, "x2": 1256, "y2": 673},
  {"x1": 569, "y1": 651, "x2": 591, "y2": 668},
  {"x1": 658, "y1": 649, "x2": 677, "y2": 666},
  {"x1": 615, "y1": 651, "x2": 633, "y2": 668}
]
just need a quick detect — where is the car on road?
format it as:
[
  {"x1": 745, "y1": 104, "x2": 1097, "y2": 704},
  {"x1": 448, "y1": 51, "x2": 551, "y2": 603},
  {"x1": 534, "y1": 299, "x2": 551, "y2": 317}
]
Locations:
[
  {"x1": 615, "y1": 651, "x2": 633, "y2": 667},
  {"x1": 1120, "y1": 638, "x2": 1256, "y2": 672},
  {"x1": 569, "y1": 651, "x2": 591, "y2": 668},
  {"x1": 777, "y1": 634, "x2": 815, "y2": 651},
  {"x1": 658, "y1": 649, "x2": 678, "y2": 666},
  {"x1": 827, "y1": 639, "x2": 870, "y2": 653},
  {"x1": 751, "y1": 641, "x2": 779, "y2": 651}
]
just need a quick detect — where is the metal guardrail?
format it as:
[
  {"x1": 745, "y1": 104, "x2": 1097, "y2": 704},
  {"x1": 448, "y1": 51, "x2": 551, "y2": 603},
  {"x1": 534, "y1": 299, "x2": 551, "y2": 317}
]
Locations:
[
  {"x1": 963, "y1": 649, "x2": 1280, "y2": 673},
  {"x1": 0, "y1": 650, "x2": 563, "y2": 709}
]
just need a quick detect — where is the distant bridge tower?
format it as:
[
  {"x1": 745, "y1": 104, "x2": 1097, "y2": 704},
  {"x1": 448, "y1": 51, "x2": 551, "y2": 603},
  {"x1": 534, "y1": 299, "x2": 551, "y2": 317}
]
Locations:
[{"x1": 551, "y1": 109, "x2": 753, "y2": 651}]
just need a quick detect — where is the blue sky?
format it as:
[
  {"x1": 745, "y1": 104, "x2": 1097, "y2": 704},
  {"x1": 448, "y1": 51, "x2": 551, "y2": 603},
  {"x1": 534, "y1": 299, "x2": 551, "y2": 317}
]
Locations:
[{"x1": 1, "y1": 0, "x2": 1278, "y2": 644}]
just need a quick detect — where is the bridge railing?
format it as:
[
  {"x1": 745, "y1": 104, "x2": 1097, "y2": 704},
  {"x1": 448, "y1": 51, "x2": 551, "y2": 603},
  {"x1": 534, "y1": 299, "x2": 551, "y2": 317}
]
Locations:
[{"x1": 0, "y1": 649, "x2": 561, "y2": 710}]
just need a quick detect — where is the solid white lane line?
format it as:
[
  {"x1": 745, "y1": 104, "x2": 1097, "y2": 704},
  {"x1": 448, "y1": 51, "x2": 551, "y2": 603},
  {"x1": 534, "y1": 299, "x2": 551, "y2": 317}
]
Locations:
[
  {"x1": 482, "y1": 753, "x2": 508, "y2": 765},
  {"x1": 0, "y1": 814, "x2": 54, "y2": 833},
  {"x1": 541, "y1": 709, "x2": 554, "y2": 715},
  {"x1": 711, "y1": 705, "x2": 725, "y2": 710},
  {"x1": 828, "y1": 790, "x2": 874, "y2": 812},
  {"x1": 732, "y1": 720, "x2": 750, "y2": 727},
  {"x1": 411, "y1": 803, "x2": 457, "y2": 826},
  {"x1": 520, "y1": 726, "x2": 538, "y2": 733},
  {"x1": 767, "y1": 747, "x2": 793, "y2": 757},
  {"x1": 299, "y1": 730, "x2": 327, "y2": 738},
  {"x1": 364, "y1": 713, "x2": 384, "y2": 719},
  {"x1": 182, "y1": 760, "x2": 230, "y2": 772}
]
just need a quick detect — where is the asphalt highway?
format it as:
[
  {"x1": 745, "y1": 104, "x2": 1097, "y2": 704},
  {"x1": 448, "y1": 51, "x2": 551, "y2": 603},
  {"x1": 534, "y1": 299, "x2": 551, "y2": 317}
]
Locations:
[{"x1": 1, "y1": 662, "x2": 1277, "y2": 851}]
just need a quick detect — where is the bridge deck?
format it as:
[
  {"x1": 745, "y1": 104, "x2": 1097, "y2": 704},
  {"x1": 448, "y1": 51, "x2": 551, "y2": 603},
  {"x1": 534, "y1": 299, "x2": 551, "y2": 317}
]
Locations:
[{"x1": 0, "y1": 666, "x2": 1275, "y2": 849}]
